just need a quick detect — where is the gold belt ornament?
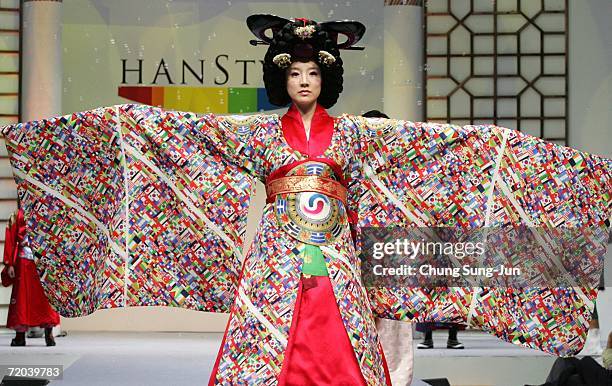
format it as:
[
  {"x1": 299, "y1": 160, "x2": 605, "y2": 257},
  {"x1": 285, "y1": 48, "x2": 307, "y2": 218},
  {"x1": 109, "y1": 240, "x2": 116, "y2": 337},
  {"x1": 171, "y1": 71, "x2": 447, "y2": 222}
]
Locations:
[{"x1": 266, "y1": 175, "x2": 347, "y2": 205}]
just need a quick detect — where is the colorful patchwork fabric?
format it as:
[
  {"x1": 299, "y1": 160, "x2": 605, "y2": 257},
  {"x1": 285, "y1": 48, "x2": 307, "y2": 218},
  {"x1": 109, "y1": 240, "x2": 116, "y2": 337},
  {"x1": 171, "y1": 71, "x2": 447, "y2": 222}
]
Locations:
[
  {"x1": 2, "y1": 105, "x2": 259, "y2": 314},
  {"x1": 348, "y1": 116, "x2": 611, "y2": 356},
  {"x1": 1, "y1": 104, "x2": 610, "y2": 386}
]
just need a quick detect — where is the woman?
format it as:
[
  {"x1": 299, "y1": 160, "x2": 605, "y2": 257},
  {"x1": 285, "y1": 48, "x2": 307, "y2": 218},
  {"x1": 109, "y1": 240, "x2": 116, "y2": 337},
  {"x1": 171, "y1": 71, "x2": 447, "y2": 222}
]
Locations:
[
  {"x1": 208, "y1": 16, "x2": 393, "y2": 384},
  {"x1": 0, "y1": 14, "x2": 609, "y2": 386},
  {"x1": 3, "y1": 209, "x2": 59, "y2": 346}
]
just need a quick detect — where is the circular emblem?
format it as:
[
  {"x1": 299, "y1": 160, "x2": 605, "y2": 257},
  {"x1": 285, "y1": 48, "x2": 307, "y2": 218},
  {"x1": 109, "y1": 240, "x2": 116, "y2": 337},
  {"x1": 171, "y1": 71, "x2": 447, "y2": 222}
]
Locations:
[{"x1": 274, "y1": 162, "x2": 346, "y2": 245}]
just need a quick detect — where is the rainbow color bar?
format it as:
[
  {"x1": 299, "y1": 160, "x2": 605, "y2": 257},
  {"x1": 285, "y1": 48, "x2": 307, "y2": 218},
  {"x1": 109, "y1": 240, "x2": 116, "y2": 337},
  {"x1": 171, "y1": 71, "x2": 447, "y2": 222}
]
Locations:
[{"x1": 118, "y1": 86, "x2": 279, "y2": 114}]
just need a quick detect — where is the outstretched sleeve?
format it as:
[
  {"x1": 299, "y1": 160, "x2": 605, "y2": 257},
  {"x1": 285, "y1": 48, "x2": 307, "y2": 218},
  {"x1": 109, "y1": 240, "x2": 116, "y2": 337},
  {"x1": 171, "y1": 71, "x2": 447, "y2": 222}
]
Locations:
[
  {"x1": 1, "y1": 103, "x2": 276, "y2": 317},
  {"x1": 344, "y1": 114, "x2": 611, "y2": 356}
]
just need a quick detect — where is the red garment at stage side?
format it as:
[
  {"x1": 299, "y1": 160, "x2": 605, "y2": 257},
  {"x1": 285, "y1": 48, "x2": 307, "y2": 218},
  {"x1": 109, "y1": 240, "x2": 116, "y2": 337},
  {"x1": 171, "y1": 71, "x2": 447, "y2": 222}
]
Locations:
[{"x1": 4, "y1": 210, "x2": 59, "y2": 331}]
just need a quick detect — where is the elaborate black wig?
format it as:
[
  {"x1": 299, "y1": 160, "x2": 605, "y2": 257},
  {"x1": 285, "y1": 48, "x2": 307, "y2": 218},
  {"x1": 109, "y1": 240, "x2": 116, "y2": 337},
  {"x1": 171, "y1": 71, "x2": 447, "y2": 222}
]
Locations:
[{"x1": 247, "y1": 15, "x2": 366, "y2": 109}]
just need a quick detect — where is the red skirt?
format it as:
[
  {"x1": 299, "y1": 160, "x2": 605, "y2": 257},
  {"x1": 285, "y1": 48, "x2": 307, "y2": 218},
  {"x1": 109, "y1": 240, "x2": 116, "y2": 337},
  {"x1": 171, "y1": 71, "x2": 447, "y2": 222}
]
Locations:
[
  {"x1": 6, "y1": 258, "x2": 60, "y2": 331},
  {"x1": 278, "y1": 275, "x2": 390, "y2": 386},
  {"x1": 209, "y1": 275, "x2": 391, "y2": 384}
]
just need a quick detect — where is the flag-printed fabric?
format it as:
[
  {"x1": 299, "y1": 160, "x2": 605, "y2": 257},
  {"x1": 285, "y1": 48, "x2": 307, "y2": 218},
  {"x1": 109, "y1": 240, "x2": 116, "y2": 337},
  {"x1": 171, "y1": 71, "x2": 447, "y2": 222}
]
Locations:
[
  {"x1": 2, "y1": 104, "x2": 256, "y2": 315},
  {"x1": 2, "y1": 104, "x2": 610, "y2": 385},
  {"x1": 349, "y1": 116, "x2": 610, "y2": 356}
]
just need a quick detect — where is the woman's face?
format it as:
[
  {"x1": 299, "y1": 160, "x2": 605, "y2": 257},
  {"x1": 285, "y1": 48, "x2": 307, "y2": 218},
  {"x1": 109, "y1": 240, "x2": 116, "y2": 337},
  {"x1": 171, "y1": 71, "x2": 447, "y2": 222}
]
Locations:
[{"x1": 286, "y1": 61, "x2": 321, "y2": 109}]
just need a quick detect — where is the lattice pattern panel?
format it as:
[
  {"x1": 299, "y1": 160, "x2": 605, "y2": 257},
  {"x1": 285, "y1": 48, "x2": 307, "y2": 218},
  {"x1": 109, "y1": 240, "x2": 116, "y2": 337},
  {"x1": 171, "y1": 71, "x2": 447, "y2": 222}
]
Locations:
[{"x1": 424, "y1": 0, "x2": 568, "y2": 145}]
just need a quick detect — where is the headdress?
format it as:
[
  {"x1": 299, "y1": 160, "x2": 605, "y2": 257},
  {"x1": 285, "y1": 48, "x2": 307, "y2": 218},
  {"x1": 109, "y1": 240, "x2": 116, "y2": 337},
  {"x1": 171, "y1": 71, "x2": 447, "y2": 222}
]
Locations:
[
  {"x1": 246, "y1": 14, "x2": 366, "y2": 108},
  {"x1": 247, "y1": 14, "x2": 365, "y2": 68}
]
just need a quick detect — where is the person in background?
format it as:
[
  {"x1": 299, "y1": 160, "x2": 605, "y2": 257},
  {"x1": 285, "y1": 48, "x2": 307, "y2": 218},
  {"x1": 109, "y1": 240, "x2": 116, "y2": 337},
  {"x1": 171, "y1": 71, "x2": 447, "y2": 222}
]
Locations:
[
  {"x1": 3, "y1": 208, "x2": 59, "y2": 346},
  {"x1": 416, "y1": 322, "x2": 465, "y2": 349},
  {"x1": 579, "y1": 306, "x2": 602, "y2": 356},
  {"x1": 579, "y1": 271, "x2": 605, "y2": 356},
  {"x1": 605, "y1": 331, "x2": 612, "y2": 373}
]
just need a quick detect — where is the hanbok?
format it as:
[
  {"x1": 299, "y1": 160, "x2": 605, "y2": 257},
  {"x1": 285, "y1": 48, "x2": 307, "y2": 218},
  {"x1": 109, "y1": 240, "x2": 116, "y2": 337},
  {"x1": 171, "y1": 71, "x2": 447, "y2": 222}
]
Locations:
[
  {"x1": 4, "y1": 209, "x2": 60, "y2": 331},
  {"x1": 1, "y1": 102, "x2": 610, "y2": 385}
]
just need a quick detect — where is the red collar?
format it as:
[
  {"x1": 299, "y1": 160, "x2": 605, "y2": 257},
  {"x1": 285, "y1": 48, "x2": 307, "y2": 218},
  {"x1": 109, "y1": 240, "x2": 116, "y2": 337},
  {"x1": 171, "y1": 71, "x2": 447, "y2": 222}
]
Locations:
[{"x1": 280, "y1": 103, "x2": 335, "y2": 157}]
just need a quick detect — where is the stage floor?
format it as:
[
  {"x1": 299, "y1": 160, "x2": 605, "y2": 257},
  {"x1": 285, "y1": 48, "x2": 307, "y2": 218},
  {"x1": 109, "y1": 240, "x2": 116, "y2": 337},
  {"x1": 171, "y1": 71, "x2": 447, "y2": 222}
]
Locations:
[{"x1": 0, "y1": 331, "x2": 604, "y2": 386}]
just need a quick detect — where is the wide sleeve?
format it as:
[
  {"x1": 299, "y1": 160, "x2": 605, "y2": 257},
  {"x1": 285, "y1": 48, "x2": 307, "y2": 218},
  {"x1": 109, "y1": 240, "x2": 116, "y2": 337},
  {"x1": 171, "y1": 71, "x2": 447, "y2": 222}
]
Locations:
[
  {"x1": 345, "y1": 115, "x2": 612, "y2": 356},
  {"x1": 1, "y1": 103, "x2": 276, "y2": 317}
]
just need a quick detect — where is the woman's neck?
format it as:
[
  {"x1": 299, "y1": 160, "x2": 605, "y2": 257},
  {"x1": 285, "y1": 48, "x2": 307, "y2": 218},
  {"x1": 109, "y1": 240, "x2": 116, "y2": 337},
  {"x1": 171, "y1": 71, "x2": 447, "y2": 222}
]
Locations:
[{"x1": 294, "y1": 102, "x2": 317, "y2": 138}]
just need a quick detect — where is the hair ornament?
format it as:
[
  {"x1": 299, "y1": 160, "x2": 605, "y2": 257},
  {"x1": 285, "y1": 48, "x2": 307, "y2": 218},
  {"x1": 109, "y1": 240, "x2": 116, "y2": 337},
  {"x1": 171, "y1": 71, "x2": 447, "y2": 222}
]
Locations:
[
  {"x1": 294, "y1": 25, "x2": 316, "y2": 39},
  {"x1": 318, "y1": 50, "x2": 336, "y2": 66},
  {"x1": 272, "y1": 53, "x2": 292, "y2": 68}
]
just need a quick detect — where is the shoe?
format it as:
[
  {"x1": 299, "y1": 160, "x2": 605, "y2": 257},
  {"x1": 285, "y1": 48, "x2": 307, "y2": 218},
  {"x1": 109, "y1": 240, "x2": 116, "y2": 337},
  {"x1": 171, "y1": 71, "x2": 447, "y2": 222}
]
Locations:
[
  {"x1": 10, "y1": 332, "x2": 26, "y2": 346},
  {"x1": 45, "y1": 336, "x2": 56, "y2": 347},
  {"x1": 10, "y1": 338, "x2": 25, "y2": 346},
  {"x1": 44, "y1": 328, "x2": 56, "y2": 347},
  {"x1": 447, "y1": 339, "x2": 464, "y2": 349},
  {"x1": 417, "y1": 339, "x2": 433, "y2": 349}
]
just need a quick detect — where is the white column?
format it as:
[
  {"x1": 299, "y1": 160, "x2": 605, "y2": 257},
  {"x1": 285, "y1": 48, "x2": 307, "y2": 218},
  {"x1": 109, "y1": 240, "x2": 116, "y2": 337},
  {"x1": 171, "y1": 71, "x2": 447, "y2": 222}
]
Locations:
[
  {"x1": 383, "y1": 4, "x2": 424, "y2": 121},
  {"x1": 20, "y1": 0, "x2": 63, "y2": 337},
  {"x1": 21, "y1": 0, "x2": 63, "y2": 121}
]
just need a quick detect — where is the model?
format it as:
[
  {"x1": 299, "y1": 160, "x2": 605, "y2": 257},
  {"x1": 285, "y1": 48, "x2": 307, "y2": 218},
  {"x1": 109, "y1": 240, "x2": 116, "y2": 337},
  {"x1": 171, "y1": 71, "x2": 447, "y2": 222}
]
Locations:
[{"x1": 1, "y1": 14, "x2": 610, "y2": 385}]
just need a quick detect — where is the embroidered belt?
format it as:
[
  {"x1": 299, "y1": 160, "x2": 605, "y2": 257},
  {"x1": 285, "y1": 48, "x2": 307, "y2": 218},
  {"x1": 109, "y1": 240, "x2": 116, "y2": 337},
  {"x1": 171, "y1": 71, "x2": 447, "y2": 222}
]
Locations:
[
  {"x1": 267, "y1": 161, "x2": 348, "y2": 246},
  {"x1": 266, "y1": 175, "x2": 347, "y2": 206}
]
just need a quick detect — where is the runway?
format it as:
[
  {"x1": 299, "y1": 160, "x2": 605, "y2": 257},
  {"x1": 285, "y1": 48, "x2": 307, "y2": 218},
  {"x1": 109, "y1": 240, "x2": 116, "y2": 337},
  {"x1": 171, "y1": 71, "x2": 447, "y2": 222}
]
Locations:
[{"x1": 0, "y1": 330, "x2": 604, "y2": 386}]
